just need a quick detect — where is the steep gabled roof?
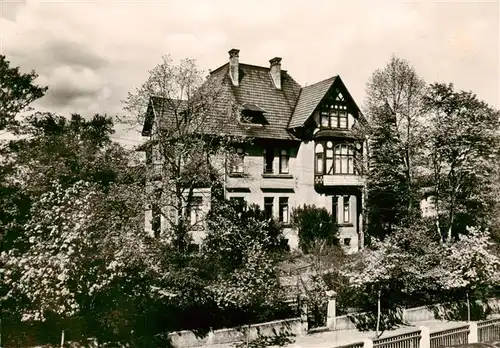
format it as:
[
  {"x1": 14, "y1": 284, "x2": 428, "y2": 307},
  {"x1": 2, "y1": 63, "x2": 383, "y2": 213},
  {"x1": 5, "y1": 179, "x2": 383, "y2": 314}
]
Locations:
[
  {"x1": 143, "y1": 62, "x2": 302, "y2": 141},
  {"x1": 219, "y1": 63, "x2": 302, "y2": 140},
  {"x1": 142, "y1": 97, "x2": 187, "y2": 136},
  {"x1": 141, "y1": 57, "x2": 365, "y2": 140},
  {"x1": 288, "y1": 76, "x2": 337, "y2": 129}
]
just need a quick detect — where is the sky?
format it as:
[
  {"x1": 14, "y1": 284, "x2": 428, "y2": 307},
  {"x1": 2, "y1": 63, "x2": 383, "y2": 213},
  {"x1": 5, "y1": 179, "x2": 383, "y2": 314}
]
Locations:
[{"x1": 1, "y1": 0, "x2": 499, "y2": 146}]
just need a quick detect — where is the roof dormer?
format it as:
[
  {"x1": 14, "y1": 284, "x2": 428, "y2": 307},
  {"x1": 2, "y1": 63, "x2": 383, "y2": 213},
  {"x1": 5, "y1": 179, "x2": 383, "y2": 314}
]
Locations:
[{"x1": 238, "y1": 103, "x2": 268, "y2": 127}]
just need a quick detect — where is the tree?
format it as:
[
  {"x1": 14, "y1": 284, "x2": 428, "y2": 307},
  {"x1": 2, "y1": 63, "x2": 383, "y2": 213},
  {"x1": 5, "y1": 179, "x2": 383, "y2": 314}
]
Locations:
[
  {"x1": 0, "y1": 112, "x2": 156, "y2": 346},
  {"x1": 430, "y1": 227, "x2": 500, "y2": 321},
  {"x1": 423, "y1": 83, "x2": 500, "y2": 241},
  {"x1": 291, "y1": 204, "x2": 339, "y2": 254},
  {"x1": 202, "y1": 199, "x2": 291, "y2": 333},
  {"x1": 1, "y1": 178, "x2": 161, "y2": 345},
  {"x1": 365, "y1": 103, "x2": 409, "y2": 239},
  {"x1": 341, "y1": 223, "x2": 440, "y2": 337},
  {"x1": 123, "y1": 56, "x2": 240, "y2": 251},
  {"x1": 364, "y1": 56, "x2": 427, "y2": 240},
  {"x1": 0, "y1": 55, "x2": 47, "y2": 131},
  {"x1": 0, "y1": 112, "x2": 130, "y2": 253}
]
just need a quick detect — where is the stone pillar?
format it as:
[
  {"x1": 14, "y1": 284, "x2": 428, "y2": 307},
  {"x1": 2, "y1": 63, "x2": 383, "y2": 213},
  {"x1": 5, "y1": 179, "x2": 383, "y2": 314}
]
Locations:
[
  {"x1": 419, "y1": 325, "x2": 430, "y2": 348},
  {"x1": 206, "y1": 330, "x2": 215, "y2": 345},
  {"x1": 362, "y1": 338, "x2": 373, "y2": 348},
  {"x1": 300, "y1": 295, "x2": 309, "y2": 335},
  {"x1": 468, "y1": 322, "x2": 478, "y2": 344},
  {"x1": 326, "y1": 290, "x2": 337, "y2": 330}
]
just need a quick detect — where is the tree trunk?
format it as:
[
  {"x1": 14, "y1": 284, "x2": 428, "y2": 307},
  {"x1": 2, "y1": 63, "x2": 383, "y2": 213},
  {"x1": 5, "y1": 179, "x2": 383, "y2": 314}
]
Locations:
[
  {"x1": 447, "y1": 182, "x2": 458, "y2": 242},
  {"x1": 466, "y1": 292, "x2": 471, "y2": 322},
  {"x1": 376, "y1": 289, "x2": 381, "y2": 338},
  {"x1": 60, "y1": 329, "x2": 65, "y2": 348}
]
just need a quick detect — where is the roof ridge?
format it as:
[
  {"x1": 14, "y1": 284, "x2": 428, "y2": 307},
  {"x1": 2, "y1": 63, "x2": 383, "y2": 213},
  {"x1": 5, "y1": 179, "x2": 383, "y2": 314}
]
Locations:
[
  {"x1": 210, "y1": 62, "x2": 229, "y2": 75},
  {"x1": 287, "y1": 75, "x2": 339, "y2": 128},
  {"x1": 287, "y1": 87, "x2": 303, "y2": 128},
  {"x1": 303, "y1": 75, "x2": 338, "y2": 90}
]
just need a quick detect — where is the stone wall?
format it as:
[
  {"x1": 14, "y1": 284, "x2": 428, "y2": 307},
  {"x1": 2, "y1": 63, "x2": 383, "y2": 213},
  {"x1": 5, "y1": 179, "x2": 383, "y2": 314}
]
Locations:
[{"x1": 167, "y1": 317, "x2": 305, "y2": 347}]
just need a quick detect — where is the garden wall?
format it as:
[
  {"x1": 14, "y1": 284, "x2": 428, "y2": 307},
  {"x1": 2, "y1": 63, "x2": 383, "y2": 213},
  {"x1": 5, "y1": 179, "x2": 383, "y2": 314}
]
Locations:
[{"x1": 167, "y1": 317, "x2": 305, "y2": 347}]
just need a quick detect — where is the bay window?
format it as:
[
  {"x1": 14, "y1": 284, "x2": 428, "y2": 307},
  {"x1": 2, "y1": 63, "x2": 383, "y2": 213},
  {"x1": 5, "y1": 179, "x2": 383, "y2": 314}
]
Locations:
[
  {"x1": 315, "y1": 143, "x2": 324, "y2": 174},
  {"x1": 315, "y1": 142, "x2": 356, "y2": 175}
]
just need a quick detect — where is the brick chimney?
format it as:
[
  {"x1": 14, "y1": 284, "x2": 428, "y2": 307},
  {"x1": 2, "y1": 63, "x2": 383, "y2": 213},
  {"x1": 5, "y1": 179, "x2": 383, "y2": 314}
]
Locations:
[
  {"x1": 228, "y1": 48, "x2": 240, "y2": 86},
  {"x1": 269, "y1": 57, "x2": 282, "y2": 90}
]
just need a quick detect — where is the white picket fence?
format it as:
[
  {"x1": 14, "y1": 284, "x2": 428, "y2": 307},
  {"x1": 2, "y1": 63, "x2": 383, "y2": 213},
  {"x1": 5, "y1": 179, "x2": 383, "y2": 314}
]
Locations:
[
  {"x1": 429, "y1": 325, "x2": 469, "y2": 348},
  {"x1": 373, "y1": 330, "x2": 421, "y2": 348},
  {"x1": 334, "y1": 318, "x2": 500, "y2": 348},
  {"x1": 477, "y1": 318, "x2": 500, "y2": 343}
]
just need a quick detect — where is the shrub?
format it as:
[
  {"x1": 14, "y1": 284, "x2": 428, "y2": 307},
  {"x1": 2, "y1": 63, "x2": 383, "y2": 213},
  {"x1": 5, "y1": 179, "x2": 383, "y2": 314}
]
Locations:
[{"x1": 291, "y1": 204, "x2": 339, "y2": 254}]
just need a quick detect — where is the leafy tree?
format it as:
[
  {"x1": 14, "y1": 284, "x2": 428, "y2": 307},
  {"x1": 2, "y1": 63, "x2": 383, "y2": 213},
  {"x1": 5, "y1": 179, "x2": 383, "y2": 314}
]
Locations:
[
  {"x1": 0, "y1": 112, "x2": 154, "y2": 346},
  {"x1": 1, "y1": 179, "x2": 156, "y2": 345},
  {"x1": 342, "y1": 222, "x2": 500, "y2": 334},
  {"x1": 429, "y1": 227, "x2": 500, "y2": 321},
  {"x1": 123, "y1": 56, "x2": 241, "y2": 251},
  {"x1": 291, "y1": 204, "x2": 339, "y2": 254},
  {"x1": 423, "y1": 83, "x2": 500, "y2": 241},
  {"x1": 341, "y1": 223, "x2": 440, "y2": 337},
  {"x1": 0, "y1": 55, "x2": 47, "y2": 131},
  {"x1": 364, "y1": 56, "x2": 426, "y2": 240},
  {"x1": 204, "y1": 200, "x2": 288, "y2": 309},
  {"x1": 204, "y1": 201, "x2": 288, "y2": 269},
  {"x1": 0, "y1": 112, "x2": 133, "y2": 253}
]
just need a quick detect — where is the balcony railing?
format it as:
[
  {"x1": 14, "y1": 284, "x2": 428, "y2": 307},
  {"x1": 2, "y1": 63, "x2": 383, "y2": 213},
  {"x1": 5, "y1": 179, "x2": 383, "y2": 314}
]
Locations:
[{"x1": 315, "y1": 174, "x2": 363, "y2": 187}]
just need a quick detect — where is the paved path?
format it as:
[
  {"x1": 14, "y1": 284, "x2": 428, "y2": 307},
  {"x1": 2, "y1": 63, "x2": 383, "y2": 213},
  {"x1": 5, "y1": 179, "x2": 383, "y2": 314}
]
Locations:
[{"x1": 452, "y1": 343, "x2": 500, "y2": 348}]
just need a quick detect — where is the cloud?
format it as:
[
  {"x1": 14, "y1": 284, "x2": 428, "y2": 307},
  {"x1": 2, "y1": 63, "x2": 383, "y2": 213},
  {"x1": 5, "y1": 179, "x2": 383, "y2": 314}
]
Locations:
[
  {"x1": 0, "y1": 0, "x2": 497, "y2": 128},
  {"x1": 8, "y1": 39, "x2": 107, "y2": 75},
  {"x1": 37, "y1": 66, "x2": 110, "y2": 108},
  {"x1": 0, "y1": 0, "x2": 27, "y2": 20}
]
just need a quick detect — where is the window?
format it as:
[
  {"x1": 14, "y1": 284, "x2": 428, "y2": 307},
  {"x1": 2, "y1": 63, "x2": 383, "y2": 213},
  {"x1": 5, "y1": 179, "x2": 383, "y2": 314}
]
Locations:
[
  {"x1": 152, "y1": 202, "x2": 161, "y2": 237},
  {"x1": 332, "y1": 196, "x2": 338, "y2": 223},
  {"x1": 279, "y1": 149, "x2": 289, "y2": 174},
  {"x1": 190, "y1": 196, "x2": 203, "y2": 228},
  {"x1": 279, "y1": 197, "x2": 289, "y2": 224},
  {"x1": 152, "y1": 189, "x2": 162, "y2": 238},
  {"x1": 344, "y1": 238, "x2": 351, "y2": 246},
  {"x1": 230, "y1": 148, "x2": 245, "y2": 174},
  {"x1": 263, "y1": 148, "x2": 274, "y2": 174},
  {"x1": 343, "y1": 196, "x2": 350, "y2": 223},
  {"x1": 319, "y1": 90, "x2": 351, "y2": 129},
  {"x1": 319, "y1": 105, "x2": 350, "y2": 129},
  {"x1": 326, "y1": 141, "x2": 334, "y2": 174},
  {"x1": 146, "y1": 147, "x2": 152, "y2": 165},
  {"x1": 152, "y1": 145, "x2": 161, "y2": 163},
  {"x1": 264, "y1": 197, "x2": 274, "y2": 218},
  {"x1": 333, "y1": 144, "x2": 355, "y2": 174},
  {"x1": 339, "y1": 111, "x2": 348, "y2": 128},
  {"x1": 321, "y1": 111, "x2": 330, "y2": 127},
  {"x1": 315, "y1": 142, "x2": 356, "y2": 175},
  {"x1": 315, "y1": 143, "x2": 324, "y2": 174}
]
